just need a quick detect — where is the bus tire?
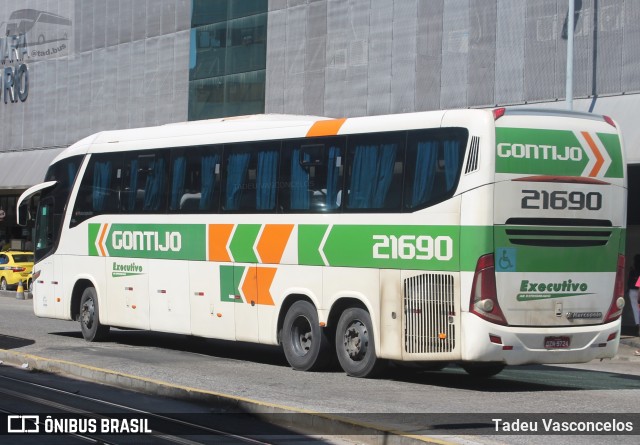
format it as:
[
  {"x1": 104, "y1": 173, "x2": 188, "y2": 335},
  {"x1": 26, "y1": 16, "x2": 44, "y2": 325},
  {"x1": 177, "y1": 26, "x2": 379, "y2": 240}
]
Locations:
[
  {"x1": 80, "y1": 287, "x2": 110, "y2": 342},
  {"x1": 461, "y1": 363, "x2": 505, "y2": 378},
  {"x1": 336, "y1": 307, "x2": 385, "y2": 378},
  {"x1": 282, "y1": 300, "x2": 331, "y2": 371}
]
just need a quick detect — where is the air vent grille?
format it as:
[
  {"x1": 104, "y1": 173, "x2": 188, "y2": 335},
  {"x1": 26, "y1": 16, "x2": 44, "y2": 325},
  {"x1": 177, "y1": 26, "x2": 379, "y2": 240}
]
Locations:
[
  {"x1": 404, "y1": 273, "x2": 455, "y2": 354},
  {"x1": 464, "y1": 136, "x2": 480, "y2": 174},
  {"x1": 506, "y1": 228, "x2": 612, "y2": 247}
]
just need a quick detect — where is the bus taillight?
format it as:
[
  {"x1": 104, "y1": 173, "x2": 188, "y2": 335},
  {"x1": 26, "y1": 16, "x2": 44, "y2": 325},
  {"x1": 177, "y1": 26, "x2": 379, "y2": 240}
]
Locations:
[
  {"x1": 470, "y1": 254, "x2": 508, "y2": 326},
  {"x1": 604, "y1": 254, "x2": 625, "y2": 323},
  {"x1": 492, "y1": 108, "x2": 506, "y2": 120},
  {"x1": 603, "y1": 115, "x2": 616, "y2": 128}
]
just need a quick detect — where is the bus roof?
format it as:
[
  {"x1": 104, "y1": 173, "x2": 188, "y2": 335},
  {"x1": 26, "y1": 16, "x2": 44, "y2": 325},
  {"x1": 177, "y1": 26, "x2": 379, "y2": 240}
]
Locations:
[
  {"x1": 52, "y1": 110, "x2": 459, "y2": 163},
  {"x1": 51, "y1": 108, "x2": 616, "y2": 166}
]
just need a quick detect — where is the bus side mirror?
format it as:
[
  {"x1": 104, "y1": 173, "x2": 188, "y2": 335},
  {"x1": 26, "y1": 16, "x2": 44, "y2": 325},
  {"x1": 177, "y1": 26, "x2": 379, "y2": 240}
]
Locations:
[{"x1": 17, "y1": 200, "x2": 30, "y2": 226}]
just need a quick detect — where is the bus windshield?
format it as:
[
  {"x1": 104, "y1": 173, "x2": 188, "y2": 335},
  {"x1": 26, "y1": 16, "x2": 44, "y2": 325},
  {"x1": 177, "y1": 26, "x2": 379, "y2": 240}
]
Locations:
[{"x1": 34, "y1": 155, "x2": 82, "y2": 261}]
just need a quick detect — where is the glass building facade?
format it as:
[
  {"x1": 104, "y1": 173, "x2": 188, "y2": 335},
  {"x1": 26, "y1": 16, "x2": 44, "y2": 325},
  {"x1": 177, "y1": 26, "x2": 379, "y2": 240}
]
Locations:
[{"x1": 189, "y1": 0, "x2": 268, "y2": 120}]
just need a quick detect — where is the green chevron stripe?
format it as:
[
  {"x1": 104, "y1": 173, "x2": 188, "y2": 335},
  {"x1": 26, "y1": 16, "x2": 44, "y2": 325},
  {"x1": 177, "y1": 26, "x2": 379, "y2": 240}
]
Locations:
[
  {"x1": 219, "y1": 265, "x2": 244, "y2": 303},
  {"x1": 228, "y1": 224, "x2": 261, "y2": 263}
]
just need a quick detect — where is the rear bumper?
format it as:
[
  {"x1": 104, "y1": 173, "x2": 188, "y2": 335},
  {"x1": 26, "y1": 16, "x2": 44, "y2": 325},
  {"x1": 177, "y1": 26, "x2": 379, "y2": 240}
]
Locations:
[{"x1": 461, "y1": 312, "x2": 620, "y2": 365}]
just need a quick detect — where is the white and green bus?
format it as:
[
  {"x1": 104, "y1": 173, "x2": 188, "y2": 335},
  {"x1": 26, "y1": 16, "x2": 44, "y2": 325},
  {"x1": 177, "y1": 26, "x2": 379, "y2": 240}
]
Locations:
[{"x1": 18, "y1": 108, "x2": 627, "y2": 377}]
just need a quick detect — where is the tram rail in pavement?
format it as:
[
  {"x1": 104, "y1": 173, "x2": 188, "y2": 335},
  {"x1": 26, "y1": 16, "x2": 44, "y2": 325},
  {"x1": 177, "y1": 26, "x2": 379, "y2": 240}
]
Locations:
[{"x1": 0, "y1": 290, "x2": 445, "y2": 445}]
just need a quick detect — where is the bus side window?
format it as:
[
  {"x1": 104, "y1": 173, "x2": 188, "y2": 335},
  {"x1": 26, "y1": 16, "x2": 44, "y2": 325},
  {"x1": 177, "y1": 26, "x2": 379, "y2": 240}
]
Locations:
[
  {"x1": 122, "y1": 151, "x2": 169, "y2": 213},
  {"x1": 169, "y1": 146, "x2": 221, "y2": 213},
  {"x1": 345, "y1": 132, "x2": 404, "y2": 211},
  {"x1": 280, "y1": 137, "x2": 344, "y2": 213},
  {"x1": 222, "y1": 142, "x2": 280, "y2": 212},
  {"x1": 403, "y1": 129, "x2": 468, "y2": 211}
]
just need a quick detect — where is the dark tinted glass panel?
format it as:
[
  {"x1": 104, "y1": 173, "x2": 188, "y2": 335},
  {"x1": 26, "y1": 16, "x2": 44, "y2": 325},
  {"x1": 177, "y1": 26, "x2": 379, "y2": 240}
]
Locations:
[
  {"x1": 224, "y1": 71, "x2": 265, "y2": 115},
  {"x1": 192, "y1": 0, "x2": 228, "y2": 26},
  {"x1": 345, "y1": 133, "x2": 405, "y2": 211},
  {"x1": 192, "y1": 0, "x2": 267, "y2": 26},
  {"x1": 225, "y1": 14, "x2": 266, "y2": 73},
  {"x1": 169, "y1": 146, "x2": 222, "y2": 212},
  {"x1": 229, "y1": 0, "x2": 268, "y2": 20},
  {"x1": 121, "y1": 151, "x2": 169, "y2": 213},
  {"x1": 191, "y1": 23, "x2": 227, "y2": 81},
  {"x1": 12, "y1": 254, "x2": 33, "y2": 263},
  {"x1": 71, "y1": 153, "x2": 122, "y2": 227},
  {"x1": 403, "y1": 128, "x2": 468, "y2": 211},
  {"x1": 280, "y1": 137, "x2": 345, "y2": 212},
  {"x1": 189, "y1": 1, "x2": 267, "y2": 121},
  {"x1": 222, "y1": 142, "x2": 280, "y2": 212},
  {"x1": 44, "y1": 155, "x2": 82, "y2": 192},
  {"x1": 34, "y1": 196, "x2": 55, "y2": 261},
  {"x1": 189, "y1": 71, "x2": 265, "y2": 120},
  {"x1": 39, "y1": 155, "x2": 83, "y2": 256},
  {"x1": 189, "y1": 77, "x2": 225, "y2": 118}
]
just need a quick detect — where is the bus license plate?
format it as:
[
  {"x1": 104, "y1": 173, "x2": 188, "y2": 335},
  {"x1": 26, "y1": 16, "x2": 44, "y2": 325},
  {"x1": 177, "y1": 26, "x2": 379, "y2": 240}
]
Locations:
[{"x1": 544, "y1": 336, "x2": 570, "y2": 349}]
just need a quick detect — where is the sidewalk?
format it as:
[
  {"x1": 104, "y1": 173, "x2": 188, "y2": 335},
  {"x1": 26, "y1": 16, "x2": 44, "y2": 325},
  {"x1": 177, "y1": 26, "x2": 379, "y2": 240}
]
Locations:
[{"x1": 620, "y1": 334, "x2": 640, "y2": 353}]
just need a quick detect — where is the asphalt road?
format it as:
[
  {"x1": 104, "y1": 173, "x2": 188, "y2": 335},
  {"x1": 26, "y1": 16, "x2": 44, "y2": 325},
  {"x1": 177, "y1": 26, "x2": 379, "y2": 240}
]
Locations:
[
  {"x1": 0, "y1": 364, "x2": 341, "y2": 445},
  {"x1": 1, "y1": 291, "x2": 639, "y2": 444}
]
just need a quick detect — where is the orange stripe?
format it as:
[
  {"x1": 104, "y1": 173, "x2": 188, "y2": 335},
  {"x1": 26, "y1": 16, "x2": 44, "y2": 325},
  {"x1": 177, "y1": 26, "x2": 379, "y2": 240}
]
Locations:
[
  {"x1": 98, "y1": 224, "x2": 109, "y2": 257},
  {"x1": 255, "y1": 267, "x2": 276, "y2": 306},
  {"x1": 240, "y1": 267, "x2": 255, "y2": 304},
  {"x1": 208, "y1": 224, "x2": 234, "y2": 262},
  {"x1": 582, "y1": 131, "x2": 604, "y2": 177},
  {"x1": 306, "y1": 118, "x2": 346, "y2": 137},
  {"x1": 256, "y1": 224, "x2": 294, "y2": 264},
  {"x1": 241, "y1": 266, "x2": 276, "y2": 306}
]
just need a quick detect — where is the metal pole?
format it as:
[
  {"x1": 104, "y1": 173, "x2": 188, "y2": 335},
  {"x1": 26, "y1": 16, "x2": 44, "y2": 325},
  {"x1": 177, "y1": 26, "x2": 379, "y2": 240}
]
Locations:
[{"x1": 566, "y1": 0, "x2": 574, "y2": 110}]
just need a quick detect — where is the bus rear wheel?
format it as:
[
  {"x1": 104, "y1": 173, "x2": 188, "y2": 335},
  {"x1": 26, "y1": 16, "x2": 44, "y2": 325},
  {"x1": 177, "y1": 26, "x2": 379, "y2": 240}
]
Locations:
[
  {"x1": 80, "y1": 287, "x2": 110, "y2": 342},
  {"x1": 282, "y1": 300, "x2": 331, "y2": 371},
  {"x1": 336, "y1": 307, "x2": 385, "y2": 378}
]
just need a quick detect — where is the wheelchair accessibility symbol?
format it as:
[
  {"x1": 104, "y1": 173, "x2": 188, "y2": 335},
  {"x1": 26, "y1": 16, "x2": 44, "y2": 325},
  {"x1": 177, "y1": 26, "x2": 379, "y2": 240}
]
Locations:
[{"x1": 496, "y1": 248, "x2": 516, "y2": 272}]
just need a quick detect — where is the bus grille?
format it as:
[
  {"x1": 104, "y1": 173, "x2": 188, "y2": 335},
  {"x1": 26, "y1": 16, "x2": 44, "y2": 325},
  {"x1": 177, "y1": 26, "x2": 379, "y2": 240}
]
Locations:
[{"x1": 404, "y1": 273, "x2": 455, "y2": 354}]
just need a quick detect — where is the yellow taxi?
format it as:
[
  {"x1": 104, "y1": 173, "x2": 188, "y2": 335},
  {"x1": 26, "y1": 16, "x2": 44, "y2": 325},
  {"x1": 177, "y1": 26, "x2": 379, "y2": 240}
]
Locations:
[{"x1": 0, "y1": 250, "x2": 34, "y2": 291}]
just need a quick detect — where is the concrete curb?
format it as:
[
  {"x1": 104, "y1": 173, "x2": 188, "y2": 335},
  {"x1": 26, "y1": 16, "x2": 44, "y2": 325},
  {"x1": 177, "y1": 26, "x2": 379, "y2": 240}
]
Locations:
[{"x1": 0, "y1": 349, "x2": 450, "y2": 445}]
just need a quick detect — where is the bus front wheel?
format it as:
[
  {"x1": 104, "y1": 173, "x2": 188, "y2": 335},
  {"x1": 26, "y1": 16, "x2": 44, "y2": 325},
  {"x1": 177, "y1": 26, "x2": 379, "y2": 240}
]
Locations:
[
  {"x1": 282, "y1": 300, "x2": 331, "y2": 371},
  {"x1": 336, "y1": 307, "x2": 385, "y2": 378},
  {"x1": 79, "y1": 287, "x2": 110, "y2": 342}
]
